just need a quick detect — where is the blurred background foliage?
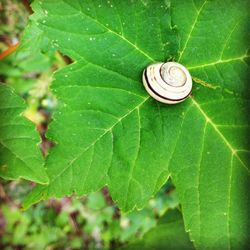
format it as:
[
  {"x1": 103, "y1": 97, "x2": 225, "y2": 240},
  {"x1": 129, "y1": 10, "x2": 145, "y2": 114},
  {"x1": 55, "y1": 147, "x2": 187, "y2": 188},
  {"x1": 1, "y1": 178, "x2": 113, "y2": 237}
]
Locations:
[
  {"x1": 0, "y1": 1, "x2": 181, "y2": 249},
  {"x1": 1, "y1": 179, "x2": 179, "y2": 249}
]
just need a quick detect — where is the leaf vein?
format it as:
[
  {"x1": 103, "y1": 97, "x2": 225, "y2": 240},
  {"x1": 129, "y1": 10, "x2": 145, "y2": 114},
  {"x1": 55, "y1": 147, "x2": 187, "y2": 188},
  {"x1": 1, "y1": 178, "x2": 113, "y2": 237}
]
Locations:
[
  {"x1": 188, "y1": 55, "x2": 250, "y2": 70},
  {"x1": 178, "y1": 0, "x2": 208, "y2": 61},
  {"x1": 191, "y1": 97, "x2": 250, "y2": 174},
  {"x1": 49, "y1": 97, "x2": 150, "y2": 185},
  {"x1": 63, "y1": 0, "x2": 155, "y2": 62}
]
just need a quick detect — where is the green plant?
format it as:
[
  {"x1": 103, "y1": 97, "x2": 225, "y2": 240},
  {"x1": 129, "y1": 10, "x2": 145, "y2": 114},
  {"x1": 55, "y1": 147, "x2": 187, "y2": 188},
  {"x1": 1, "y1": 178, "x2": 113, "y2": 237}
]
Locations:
[{"x1": 1, "y1": 0, "x2": 250, "y2": 249}]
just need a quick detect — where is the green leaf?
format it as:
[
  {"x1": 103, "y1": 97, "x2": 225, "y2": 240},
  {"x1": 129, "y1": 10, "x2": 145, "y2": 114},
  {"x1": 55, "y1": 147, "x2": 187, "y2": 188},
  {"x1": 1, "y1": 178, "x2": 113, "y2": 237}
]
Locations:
[
  {"x1": 0, "y1": 2, "x2": 56, "y2": 95},
  {"x1": 0, "y1": 84, "x2": 48, "y2": 184},
  {"x1": 24, "y1": 0, "x2": 250, "y2": 248},
  {"x1": 169, "y1": 0, "x2": 250, "y2": 248},
  {"x1": 15, "y1": 22, "x2": 55, "y2": 74},
  {"x1": 123, "y1": 209, "x2": 194, "y2": 250},
  {"x1": 24, "y1": 0, "x2": 179, "y2": 210}
]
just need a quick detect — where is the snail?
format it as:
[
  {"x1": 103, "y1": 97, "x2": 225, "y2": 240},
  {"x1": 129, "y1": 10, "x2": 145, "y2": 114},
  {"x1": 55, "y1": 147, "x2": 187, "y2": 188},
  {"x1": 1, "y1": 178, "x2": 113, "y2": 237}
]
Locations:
[{"x1": 142, "y1": 62, "x2": 192, "y2": 104}]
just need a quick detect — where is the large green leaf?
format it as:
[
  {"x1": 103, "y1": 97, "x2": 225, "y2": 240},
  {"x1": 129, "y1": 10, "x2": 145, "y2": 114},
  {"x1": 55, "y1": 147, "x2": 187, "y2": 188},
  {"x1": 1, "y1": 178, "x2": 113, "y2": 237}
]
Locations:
[
  {"x1": 123, "y1": 209, "x2": 194, "y2": 250},
  {"x1": 24, "y1": 0, "x2": 250, "y2": 248},
  {"x1": 170, "y1": 0, "x2": 250, "y2": 248},
  {"x1": 0, "y1": 84, "x2": 48, "y2": 184},
  {"x1": 24, "y1": 0, "x2": 180, "y2": 210}
]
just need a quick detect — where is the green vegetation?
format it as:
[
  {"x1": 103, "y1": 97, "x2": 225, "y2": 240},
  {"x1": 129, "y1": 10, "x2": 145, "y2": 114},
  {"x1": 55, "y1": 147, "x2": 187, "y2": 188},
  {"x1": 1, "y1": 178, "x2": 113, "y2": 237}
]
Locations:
[{"x1": 0, "y1": 0, "x2": 249, "y2": 249}]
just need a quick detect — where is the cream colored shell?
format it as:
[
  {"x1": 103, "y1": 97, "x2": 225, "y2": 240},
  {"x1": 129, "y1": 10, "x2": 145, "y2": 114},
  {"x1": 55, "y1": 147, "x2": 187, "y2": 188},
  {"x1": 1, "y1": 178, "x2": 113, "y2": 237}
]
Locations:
[{"x1": 142, "y1": 62, "x2": 192, "y2": 104}]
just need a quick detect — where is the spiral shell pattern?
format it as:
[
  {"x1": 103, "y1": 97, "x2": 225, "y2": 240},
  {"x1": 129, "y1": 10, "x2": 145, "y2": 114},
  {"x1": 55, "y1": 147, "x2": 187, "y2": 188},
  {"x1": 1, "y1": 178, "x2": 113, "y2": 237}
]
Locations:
[{"x1": 142, "y1": 62, "x2": 192, "y2": 104}]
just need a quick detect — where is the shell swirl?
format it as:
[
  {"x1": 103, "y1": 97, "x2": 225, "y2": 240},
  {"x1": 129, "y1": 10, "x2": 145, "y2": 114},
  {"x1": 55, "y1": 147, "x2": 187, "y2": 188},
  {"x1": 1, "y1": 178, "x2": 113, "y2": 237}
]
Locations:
[{"x1": 142, "y1": 62, "x2": 192, "y2": 104}]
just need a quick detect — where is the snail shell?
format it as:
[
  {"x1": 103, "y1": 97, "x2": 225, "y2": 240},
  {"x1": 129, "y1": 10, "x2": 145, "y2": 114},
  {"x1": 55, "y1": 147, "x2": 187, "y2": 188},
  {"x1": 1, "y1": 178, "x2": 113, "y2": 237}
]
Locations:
[{"x1": 142, "y1": 62, "x2": 192, "y2": 104}]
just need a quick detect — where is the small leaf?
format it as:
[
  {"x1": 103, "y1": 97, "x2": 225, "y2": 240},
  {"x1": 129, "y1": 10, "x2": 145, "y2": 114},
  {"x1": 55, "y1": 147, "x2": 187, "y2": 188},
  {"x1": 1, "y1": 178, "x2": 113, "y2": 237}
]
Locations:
[{"x1": 0, "y1": 84, "x2": 48, "y2": 184}]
